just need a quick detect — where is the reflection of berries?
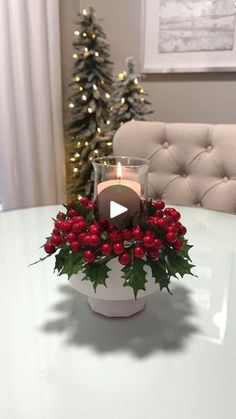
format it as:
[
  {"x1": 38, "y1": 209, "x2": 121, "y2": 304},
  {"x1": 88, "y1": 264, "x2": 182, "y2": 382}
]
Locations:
[
  {"x1": 113, "y1": 243, "x2": 124, "y2": 255},
  {"x1": 101, "y1": 243, "x2": 112, "y2": 256},
  {"x1": 133, "y1": 246, "x2": 145, "y2": 259},
  {"x1": 84, "y1": 250, "x2": 95, "y2": 262},
  {"x1": 173, "y1": 239, "x2": 184, "y2": 250},
  {"x1": 44, "y1": 242, "x2": 56, "y2": 254},
  {"x1": 70, "y1": 241, "x2": 81, "y2": 252},
  {"x1": 119, "y1": 252, "x2": 131, "y2": 265}
]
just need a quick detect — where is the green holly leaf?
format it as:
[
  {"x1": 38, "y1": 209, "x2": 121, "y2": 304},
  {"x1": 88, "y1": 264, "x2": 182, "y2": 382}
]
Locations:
[
  {"x1": 54, "y1": 245, "x2": 70, "y2": 274},
  {"x1": 149, "y1": 259, "x2": 171, "y2": 292},
  {"x1": 55, "y1": 246, "x2": 84, "y2": 279},
  {"x1": 166, "y1": 251, "x2": 196, "y2": 279},
  {"x1": 121, "y1": 258, "x2": 147, "y2": 299},
  {"x1": 81, "y1": 261, "x2": 112, "y2": 291},
  {"x1": 178, "y1": 238, "x2": 194, "y2": 261}
]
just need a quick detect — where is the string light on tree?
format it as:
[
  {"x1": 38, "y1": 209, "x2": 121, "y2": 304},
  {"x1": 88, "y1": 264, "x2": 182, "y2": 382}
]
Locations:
[
  {"x1": 109, "y1": 56, "x2": 153, "y2": 136},
  {"x1": 66, "y1": 6, "x2": 114, "y2": 199}
]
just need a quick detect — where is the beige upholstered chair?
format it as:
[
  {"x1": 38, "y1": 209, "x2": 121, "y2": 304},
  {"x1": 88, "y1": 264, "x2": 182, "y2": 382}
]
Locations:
[{"x1": 113, "y1": 121, "x2": 236, "y2": 214}]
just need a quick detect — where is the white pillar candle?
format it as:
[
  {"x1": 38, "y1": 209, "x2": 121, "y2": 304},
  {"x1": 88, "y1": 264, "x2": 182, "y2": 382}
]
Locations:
[{"x1": 97, "y1": 162, "x2": 141, "y2": 196}]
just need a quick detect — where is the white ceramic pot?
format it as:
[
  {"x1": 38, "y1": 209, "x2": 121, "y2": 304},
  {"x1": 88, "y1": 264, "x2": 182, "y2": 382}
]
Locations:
[{"x1": 69, "y1": 258, "x2": 159, "y2": 317}]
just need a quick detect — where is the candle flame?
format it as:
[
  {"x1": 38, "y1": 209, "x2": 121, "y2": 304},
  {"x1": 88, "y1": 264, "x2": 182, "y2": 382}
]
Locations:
[{"x1": 117, "y1": 162, "x2": 122, "y2": 179}]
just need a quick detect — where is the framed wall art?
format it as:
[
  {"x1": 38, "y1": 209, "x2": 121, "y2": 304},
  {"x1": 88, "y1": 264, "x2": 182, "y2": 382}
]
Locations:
[{"x1": 141, "y1": 0, "x2": 236, "y2": 73}]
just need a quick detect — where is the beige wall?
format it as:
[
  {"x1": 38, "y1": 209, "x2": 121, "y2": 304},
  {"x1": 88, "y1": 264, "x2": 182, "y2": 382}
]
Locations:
[{"x1": 60, "y1": 0, "x2": 236, "y2": 124}]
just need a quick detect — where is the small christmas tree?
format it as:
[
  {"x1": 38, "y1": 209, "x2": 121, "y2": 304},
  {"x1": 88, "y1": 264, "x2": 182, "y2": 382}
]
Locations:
[
  {"x1": 66, "y1": 7, "x2": 113, "y2": 200},
  {"x1": 110, "y1": 57, "x2": 153, "y2": 134}
]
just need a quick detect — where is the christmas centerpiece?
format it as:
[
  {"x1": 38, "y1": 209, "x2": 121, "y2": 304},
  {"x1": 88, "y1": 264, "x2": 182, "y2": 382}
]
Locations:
[{"x1": 35, "y1": 156, "x2": 195, "y2": 317}]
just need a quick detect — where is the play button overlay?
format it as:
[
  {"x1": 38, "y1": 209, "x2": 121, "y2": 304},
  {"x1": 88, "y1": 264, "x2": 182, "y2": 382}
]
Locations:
[
  {"x1": 94, "y1": 184, "x2": 142, "y2": 229},
  {"x1": 110, "y1": 201, "x2": 127, "y2": 219}
]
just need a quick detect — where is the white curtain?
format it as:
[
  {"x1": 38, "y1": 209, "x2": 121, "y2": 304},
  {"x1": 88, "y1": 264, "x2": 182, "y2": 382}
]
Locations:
[{"x1": 0, "y1": 0, "x2": 66, "y2": 210}]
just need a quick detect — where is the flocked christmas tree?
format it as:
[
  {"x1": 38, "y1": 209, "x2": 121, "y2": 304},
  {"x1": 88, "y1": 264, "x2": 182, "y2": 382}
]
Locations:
[
  {"x1": 110, "y1": 57, "x2": 153, "y2": 134},
  {"x1": 66, "y1": 7, "x2": 113, "y2": 200}
]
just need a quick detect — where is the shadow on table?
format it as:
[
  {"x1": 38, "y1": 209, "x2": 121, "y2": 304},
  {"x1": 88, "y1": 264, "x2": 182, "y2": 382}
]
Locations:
[{"x1": 41, "y1": 284, "x2": 199, "y2": 358}]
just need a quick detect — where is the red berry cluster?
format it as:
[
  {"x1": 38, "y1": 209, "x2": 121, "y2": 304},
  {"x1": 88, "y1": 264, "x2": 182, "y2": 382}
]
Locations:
[{"x1": 44, "y1": 198, "x2": 187, "y2": 266}]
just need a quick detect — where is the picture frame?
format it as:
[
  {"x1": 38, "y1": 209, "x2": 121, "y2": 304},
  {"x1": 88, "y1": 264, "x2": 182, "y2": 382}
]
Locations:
[{"x1": 141, "y1": 0, "x2": 236, "y2": 73}]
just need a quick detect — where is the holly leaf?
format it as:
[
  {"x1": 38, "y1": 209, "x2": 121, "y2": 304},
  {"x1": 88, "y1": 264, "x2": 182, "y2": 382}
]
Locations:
[
  {"x1": 55, "y1": 246, "x2": 84, "y2": 279},
  {"x1": 54, "y1": 245, "x2": 70, "y2": 274},
  {"x1": 149, "y1": 259, "x2": 171, "y2": 292},
  {"x1": 178, "y1": 238, "x2": 194, "y2": 261},
  {"x1": 166, "y1": 251, "x2": 196, "y2": 279},
  {"x1": 81, "y1": 262, "x2": 111, "y2": 291},
  {"x1": 121, "y1": 258, "x2": 147, "y2": 299}
]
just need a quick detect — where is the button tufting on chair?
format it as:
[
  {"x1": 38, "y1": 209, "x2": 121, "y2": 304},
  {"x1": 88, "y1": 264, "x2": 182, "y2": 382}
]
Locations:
[{"x1": 114, "y1": 121, "x2": 236, "y2": 214}]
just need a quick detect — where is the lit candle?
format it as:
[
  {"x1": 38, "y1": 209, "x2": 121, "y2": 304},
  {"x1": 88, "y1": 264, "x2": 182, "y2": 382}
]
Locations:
[
  {"x1": 97, "y1": 162, "x2": 141, "y2": 196},
  {"x1": 96, "y1": 162, "x2": 141, "y2": 229}
]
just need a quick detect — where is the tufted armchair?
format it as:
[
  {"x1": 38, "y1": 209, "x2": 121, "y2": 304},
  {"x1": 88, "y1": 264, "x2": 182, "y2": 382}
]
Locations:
[{"x1": 113, "y1": 121, "x2": 236, "y2": 214}]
